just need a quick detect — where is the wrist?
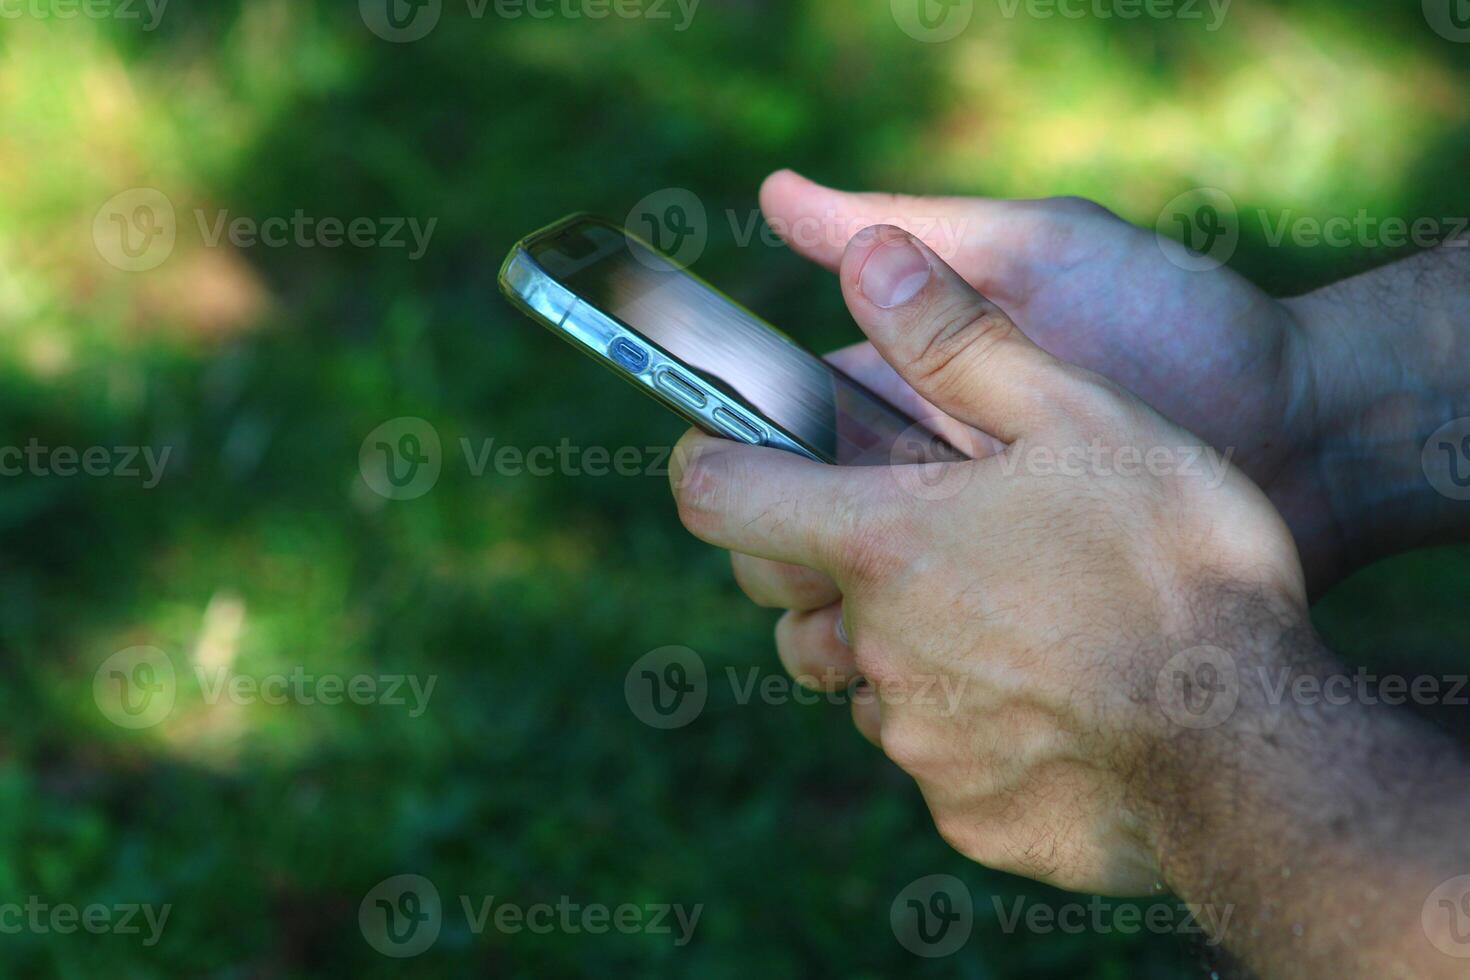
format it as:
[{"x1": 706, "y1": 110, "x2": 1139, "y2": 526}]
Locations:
[
  {"x1": 1124, "y1": 583, "x2": 1317, "y2": 858},
  {"x1": 1282, "y1": 256, "x2": 1470, "y2": 581},
  {"x1": 1125, "y1": 592, "x2": 1470, "y2": 970}
]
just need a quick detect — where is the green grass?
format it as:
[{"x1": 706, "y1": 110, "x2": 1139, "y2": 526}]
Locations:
[{"x1": 0, "y1": 0, "x2": 1467, "y2": 975}]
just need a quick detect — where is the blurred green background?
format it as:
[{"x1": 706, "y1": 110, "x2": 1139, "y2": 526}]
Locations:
[{"x1": 1, "y1": 0, "x2": 1469, "y2": 975}]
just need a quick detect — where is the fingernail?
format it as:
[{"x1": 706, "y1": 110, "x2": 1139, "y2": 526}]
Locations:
[
  {"x1": 835, "y1": 615, "x2": 849, "y2": 646},
  {"x1": 861, "y1": 237, "x2": 931, "y2": 309}
]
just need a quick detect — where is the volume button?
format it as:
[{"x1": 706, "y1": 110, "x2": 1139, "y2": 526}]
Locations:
[
  {"x1": 713, "y1": 408, "x2": 763, "y2": 445},
  {"x1": 655, "y1": 369, "x2": 707, "y2": 408}
]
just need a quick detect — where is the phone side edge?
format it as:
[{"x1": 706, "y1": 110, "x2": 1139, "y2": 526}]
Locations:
[{"x1": 497, "y1": 239, "x2": 825, "y2": 462}]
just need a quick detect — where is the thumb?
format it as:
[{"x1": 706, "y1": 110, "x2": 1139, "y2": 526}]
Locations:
[{"x1": 840, "y1": 224, "x2": 1088, "y2": 442}]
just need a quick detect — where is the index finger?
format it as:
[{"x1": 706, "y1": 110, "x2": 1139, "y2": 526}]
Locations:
[{"x1": 669, "y1": 430, "x2": 900, "y2": 576}]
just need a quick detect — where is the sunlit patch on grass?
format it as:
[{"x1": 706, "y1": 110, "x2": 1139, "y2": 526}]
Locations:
[
  {"x1": 897, "y1": 7, "x2": 1467, "y2": 224},
  {"x1": 0, "y1": 6, "x2": 355, "y2": 379},
  {"x1": 63, "y1": 520, "x2": 391, "y2": 771},
  {"x1": 191, "y1": 589, "x2": 247, "y2": 674}
]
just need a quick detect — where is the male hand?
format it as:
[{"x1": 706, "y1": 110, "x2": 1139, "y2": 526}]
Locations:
[
  {"x1": 732, "y1": 172, "x2": 1341, "y2": 623},
  {"x1": 671, "y1": 224, "x2": 1309, "y2": 895}
]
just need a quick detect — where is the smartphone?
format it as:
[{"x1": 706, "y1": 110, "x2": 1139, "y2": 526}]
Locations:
[{"x1": 498, "y1": 213, "x2": 958, "y2": 466}]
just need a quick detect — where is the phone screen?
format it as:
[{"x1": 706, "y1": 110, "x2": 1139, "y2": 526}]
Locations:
[{"x1": 528, "y1": 219, "x2": 952, "y2": 466}]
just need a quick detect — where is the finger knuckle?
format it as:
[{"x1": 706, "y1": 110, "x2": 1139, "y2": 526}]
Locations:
[
  {"x1": 1044, "y1": 195, "x2": 1116, "y2": 221},
  {"x1": 914, "y1": 305, "x2": 1015, "y2": 399},
  {"x1": 879, "y1": 718, "x2": 932, "y2": 774},
  {"x1": 932, "y1": 812, "x2": 981, "y2": 857}
]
